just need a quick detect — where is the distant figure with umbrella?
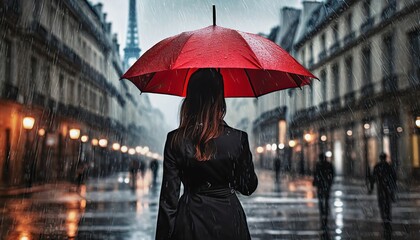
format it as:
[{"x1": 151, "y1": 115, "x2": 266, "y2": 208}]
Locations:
[
  {"x1": 121, "y1": 6, "x2": 316, "y2": 239},
  {"x1": 369, "y1": 152, "x2": 397, "y2": 240},
  {"x1": 313, "y1": 153, "x2": 335, "y2": 233}
]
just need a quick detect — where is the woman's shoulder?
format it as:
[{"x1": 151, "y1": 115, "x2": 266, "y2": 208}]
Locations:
[{"x1": 222, "y1": 123, "x2": 248, "y2": 140}]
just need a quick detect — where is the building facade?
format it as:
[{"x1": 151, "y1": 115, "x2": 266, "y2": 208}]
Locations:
[
  {"x1": 253, "y1": 0, "x2": 420, "y2": 181},
  {"x1": 0, "y1": 0, "x2": 166, "y2": 186}
]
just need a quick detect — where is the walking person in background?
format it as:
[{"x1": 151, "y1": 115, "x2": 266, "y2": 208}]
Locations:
[
  {"x1": 313, "y1": 153, "x2": 335, "y2": 234},
  {"x1": 149, "y1": 158, "x2": 159, "y2": 185},
  {"x1": 274, "y1": 154, "x2": 281, "y2": 182},
  {"x1": 156, "y1": 68, "x2": 258, "y2": 240},
  {"x1": 369, "y1": 152, "x2": 397, "y2": 240}
]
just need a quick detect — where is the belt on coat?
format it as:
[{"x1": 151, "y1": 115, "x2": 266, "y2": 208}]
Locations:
[{"x1": 186, "y1": 183, "x2": 236, "y2": 198}]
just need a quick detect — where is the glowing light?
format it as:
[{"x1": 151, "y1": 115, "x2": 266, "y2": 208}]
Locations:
[
  {"x1": 278, "y1": 143, "x2": 285, "y2": 150},
  {"x1": 416, "y1": 117, "x2": 420, "y2": 128},
  {"x1": 38, "y1": 128, "x2": 45, "y2": 136},
  {"x1": 81, "y1": 135, "x2": 88, "y2": 142},
  {"x1": 271, "y1": 143, "x2": 277, "y2": 151},
  {"x1": 124, "y1": 178, "x2": 129, "y2": 183},
  {"x1": 141, "y1": 146, "x2": 149, "y2": 155},
  {"x1": 136, "y1": 146, "x2": 142, "y2": 153},
  {"x1": 346, "y1": 130, "x2": 353, "y2": 136},
  {"x1": 22, "y1": 117, "x2": 35, "y2": 130},
  {"x1": 266, "y1": 144, "x2": 272, "y2": 151},
  {"x1": 121, "y1": 145, "x2": 128, "y2": 153},
  {"x1": 320, "y1": 135, "x2": 327, "y2": 142},
  {"x1": 364, "y1": 123, "x2": 370, "y2": 129},
  {"x1": 152, "y1": 153, "x2": 159, "y2": 159},
  {"x1": 91, "y1": 138, "x2": 99, "y2": 146},
  {"x1": 304, "y1": 133, "x2": 312, "y2": 142},
  {"x1": 335, "y1": 228, "x2": 342, "y2": 234},
  {"x1": 325, "y1": 151, "x2": 332, "y2": 158},
  {"x1": 112, "y1": 143, "x2": 120, "y2": 151},
  {"x1": 256, "y1": 146, "x2": 264, "y2": 153},
  {"x1": 69, "y1": 128, "x2": 80, "y2": 140},
  {"x1": 335, "y1": 190, "x2": 343, "y2": 197},
  {"x1": 147, "y1": 152, "x2": 153, "y2": 157},
  {"x1": 118, "y1": 177, "x2": 123, "y2": 183},
  {"x1": 98, "y1": 139, "x2": 108, "y2": 147},
  {"x1": 288, "y1": 140, "x2": 296, "y2": 148},
  {"x1": 128, "y1": 148, "x2": 136, "y2": 155},
  {"x1": 397, "y1": 127, "x2": 403, "y2": 133}
]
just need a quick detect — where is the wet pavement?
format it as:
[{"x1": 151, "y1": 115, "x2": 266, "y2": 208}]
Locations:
[{"x1": 0, "y1": 170, "x2": 420, "y2": 240}]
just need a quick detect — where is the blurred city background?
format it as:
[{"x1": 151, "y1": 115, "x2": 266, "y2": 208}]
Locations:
[{"x1": 1, "y1": 0, "x2": 420, "y2": 239}]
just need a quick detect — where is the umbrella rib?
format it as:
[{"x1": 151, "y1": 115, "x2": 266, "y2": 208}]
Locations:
[
  {"x1": 286, "y1": 72, "x2": 302, "y2": 90},
  {"x1": 244, "y1": 69, "x2": 258, "y2": 98},
  {"x1": 181, "y1": 68, "x2": 191, "y2": 96}
]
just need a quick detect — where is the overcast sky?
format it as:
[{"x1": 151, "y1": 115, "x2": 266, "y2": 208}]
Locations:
[{"x1": 91, "y1": 0, "x2": 305, "y2": 129}]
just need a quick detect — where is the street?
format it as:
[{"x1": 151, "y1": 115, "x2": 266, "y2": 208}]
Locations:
[{"x1": 1, "y1": 170, "x2": 420, "y2": 240}]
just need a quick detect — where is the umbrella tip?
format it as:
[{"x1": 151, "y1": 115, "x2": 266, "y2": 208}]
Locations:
[{"x1": 213, "y1": 5, "x2": 216, "y2": 26}]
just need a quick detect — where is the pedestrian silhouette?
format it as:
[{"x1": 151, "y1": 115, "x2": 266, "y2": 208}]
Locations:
[
  {"x1": 149, "y1": 158, "x2": 159, "y2": 184},
  {"x1": 129, "y1": 159, "x2": 139, "y2": 190},
  {"x1": 274, "y1": 155, "x2": 281, "y2": 182},
  {"x1": 313, "y1": 153, "x2": 335, "y2": 232},
  {"x1": 369, "y1": 152, "x2": 397, "y2": 240}
]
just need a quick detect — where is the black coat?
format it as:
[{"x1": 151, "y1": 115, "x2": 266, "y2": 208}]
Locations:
[{"x1": 156, "y1": 124, "x2": 258, "y2": 240}]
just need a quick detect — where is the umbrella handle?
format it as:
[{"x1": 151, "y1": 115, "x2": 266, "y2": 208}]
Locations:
[{"x1": 213, "y1": 5, "x2": 216, "y2": 26}]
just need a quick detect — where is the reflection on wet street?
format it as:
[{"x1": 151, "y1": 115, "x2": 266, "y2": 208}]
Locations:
[{"x1": 1, "y1": 170, "x2": 420, "y2": 239}]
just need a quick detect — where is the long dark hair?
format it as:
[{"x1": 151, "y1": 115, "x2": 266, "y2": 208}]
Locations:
[{"x1": 173, "y1": 68, "x2": 226, "y2": 161}]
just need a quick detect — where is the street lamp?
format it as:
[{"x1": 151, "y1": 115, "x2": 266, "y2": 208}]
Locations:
[
  {"x1": 22, "y1": 116, "x2": 35, "y2": 187},
  {"x1": 69, "y1": 128, "x2": 81, "y2": 140},
  {"x1": 256, "y1": 146, "x2": 264, "y2": 153},
  {"x1": 91, "y1": 138, "x2": 99, "y2": 146},
  {"x1": 38, "y1": 128, "x2": 45, "y2": 136},
  {"x1": 121, "y1": 145, "x2": 128, "y2": 153},
  {"x1": 99, "y1": 138, "x2": 108, "y2": 148},
  {"x1": 416, "y1": 117, "x2": 420, "y2": 128},
  {"x1": 320, "y1": 135, "x2": 327, "y2": 142},
  {"x1": 288, "y1": 140, "x2": 296, "y2": 148},
  {"x1": 128, "y1": 148, "x2": 136, "y2": 155},
  {"x1": 81, "y1": 135, "x2": 89, "y2": 143},
  {"x1": 23, "y1": 117, "x2": 35, "y2": 130},
  {"x1": 112, "y1": 143, "x2": 121, "y2": 151}
]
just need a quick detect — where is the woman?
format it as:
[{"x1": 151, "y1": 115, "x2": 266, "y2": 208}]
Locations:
[{"x1": 156, "y1": 68, "x2": 258, "y2": 240}]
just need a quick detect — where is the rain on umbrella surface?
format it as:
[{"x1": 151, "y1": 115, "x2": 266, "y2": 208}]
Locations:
[{"x1": 121, "y1": 6, "x2": 317, "y2": 97}]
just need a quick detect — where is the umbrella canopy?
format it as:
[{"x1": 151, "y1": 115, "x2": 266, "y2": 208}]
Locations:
[{"x1": 121, "y1": 25, "x2": 316, "y2": 97}]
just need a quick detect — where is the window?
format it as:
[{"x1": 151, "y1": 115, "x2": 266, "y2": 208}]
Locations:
[
  {"x1": 321, "y1": 34, "x2": 326, "y2": 51},
  {"x1": 383, "y1": 34, "x2": 394, "y2": 76},
  {"x1": 301, "y1": 49, "x2": 306, "y2": 67},
  {"x1": 5, "y1": 40, "x2": 12, "y2": 83},
  {"x1": 309, "y1": 42, "x2": 314, "y2": 63},
  {"x1": 363, "y1": 0, "x2": 371, "y2": 18},
  {"x1": 44, "y1": 66, "x2": 51, "y2": 95},
  {"x1": 78, "y1": 82, "x2": 82, "y2": 105},
  {"x1": 68, "y1": 79, "x2": 74, "y2": 105},
  {"x1": 332, "y1": 63, "x2": 340, "y2": 99},
  {"x1": 345, "y1": 56, "x2": 353, "y2": 92},
  {"x1": 59, "y1": 74, "x2": 65, "y2": 102},
  {"x1": 361, "y1": 46, "x2": 372, "y2": 83},
  {"x1": 320, "y1": 70, "x2": 327, "y2": 102},
  {"x1": 30, "y1": 57, "x2": 38, "y2": 92},
  {"x1": 333, "y1": 23, "x2": 339, "y2": 42},
  {"x1": 409, "y1": 30, "x2": 420, "y2": 81},
  {"x1": 347, "y1": 13, "x2": 353, "y2": 32}
]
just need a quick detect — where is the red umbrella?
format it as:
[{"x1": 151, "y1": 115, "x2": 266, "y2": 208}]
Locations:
[{"x1": 122, "y1": 12, "x2": 316, "y2": 97}]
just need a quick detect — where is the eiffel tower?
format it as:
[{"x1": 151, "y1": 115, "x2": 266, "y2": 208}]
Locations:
[{"x1": 123, "y1": 0, "x2": 141, "y2": 70}]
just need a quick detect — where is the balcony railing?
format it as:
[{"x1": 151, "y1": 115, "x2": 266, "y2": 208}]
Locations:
[
  {"x1": 1, "y1": 83, "x2": 19, "y2": 101},
  {"x1": 382, "y1": 74, "x2": 399, "y2": 93},
  {"x1": 360, "y1": 83, "x2": 374, "y2": 98},
  {"x1": 318, "y1": 50, "x2": 327, "y2": 62},
  {"x1": 360, "y1": 17, "x2": 375, "y2": 34},
  {"x1": 329, "y1": 41, "x2": 341, "y2": 55},
  {"x1": 330, "y1": 98, "x2": 341, "y2": 111},
  {"x1": 319, "y1": 102, "x2": 328, "y2": 113},
  {"x1": 343, "y1": 31, "x2": 355, "y2": 46},
  {"x1": 381, "y1": 1, "x2": 397, "y2": 21},
  {"x1": 344, "y1": 92, "x2": 356, "y2": 105}
]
